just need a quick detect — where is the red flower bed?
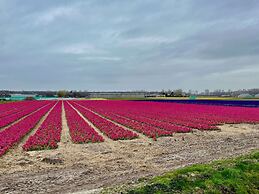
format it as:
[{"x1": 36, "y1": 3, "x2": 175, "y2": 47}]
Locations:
[
  {"x1": 1, "y1": 99, "x2": 258, "y2": 156},
  {"x1": 0, "y1": 102, "x2": 55, "y2": 156},
  {"x1": 0, "y1": 101, "x2": 31, "y2": 118},
  {"x1": 64, "y1": 101, "x2": 104, "y2": 143},
  {"x1": 75, "y1": 100, "x2": 259, "y2": 139},
  {"x1": 0, "y1": 101, "x2": 51, "y2": 128},
  {"x1": 81, "y1": 108, "x2": 173, "y2": 138},
  {"x1": 106, "y1": 111, "x2": 192, "y2": 133},
  {"x1": 23, "y1": 101, "x2": 62, "y2": 151},
  {"x1": 71, "y1": 102, "x2": 138, "y2": 140}
]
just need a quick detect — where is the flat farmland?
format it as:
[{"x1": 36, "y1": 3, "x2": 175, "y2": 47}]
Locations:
[{"x1": 0, "y1": 100, "x2": 258, "y2": 193}]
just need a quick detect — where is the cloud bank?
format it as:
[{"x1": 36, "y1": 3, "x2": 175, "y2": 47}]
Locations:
[{"x1": 0, "y1": 0, "x2": 258, "y2": 91}]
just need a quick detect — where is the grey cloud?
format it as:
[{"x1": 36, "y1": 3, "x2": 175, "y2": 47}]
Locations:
[{"x1": 0, "y1": 0, "x2": 258, "y2": 91}]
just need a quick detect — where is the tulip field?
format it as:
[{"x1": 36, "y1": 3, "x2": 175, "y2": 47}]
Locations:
[{"x1": 0, "y1": 100, "x2": 259, "y2": 157}]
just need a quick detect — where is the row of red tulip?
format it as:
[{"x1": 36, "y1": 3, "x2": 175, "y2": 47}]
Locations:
[
  {"x1": 23, "y1": 101, "x2": 62, "y2": 151},
  {"x1": 107, "y1": 111, "x2": 192, "y2": 133},
  {"x1": 0, "y1": 101, "x2": 51, "y2": 128},
  {"x1": 75, "y1": 101, "x2": 192, "y2": 138},
  {"x1": 64, "y1": 101, "x2": 104, "y2": 143},
  {"x1": 71, "y1": 102, "x2": 139, "y2": 140},
  {"x1": 101, "y1": 102, "x2": 220, "y2": 130},
  {"x1": 76, "y1": 100, "x2": 259, "y2": 136},
  {"x1": 0, "y1": 101, "x2": 32, "y2": 118},
  {"x1": 73, "y1": 102, "x2": 171, "y2": 139},
  {"x1": 2, "y1": 99, "x2": 258, "y2": 157},
  {"x1": 126, "y1": 109, "x2": 218, "y2": 130},
  {"x1": 95, "y1": 110, "x2": 173, "y2": 139},
  {"x1": 0, "y1": 102, "x2": 55, "y2": 156}
]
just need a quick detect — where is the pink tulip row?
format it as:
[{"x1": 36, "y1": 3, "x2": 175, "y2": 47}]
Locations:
[
  {"x1": 91, "y1": 102, "x2": 220, "y2": 130},
  {"x1": 23, "y1": 101, "x2": 62, "y2": 151},
  {"x1": 75, "y1": 102, "x2": 174, "y2": 139},
  {"x1": 75, "y1": 100, "x2": 259, "y2": 137},
  {"x1": 0, "y1": 101, "x2": 32, "y2": 118},
  {"x1": 71, "y1": 102, "x2": 139, "y2": 140},
  {"x1": 64, "y1": 101, "x2": 104, "y2": 143},
  {"x1": 124, "y1": 108, "x2": 218, "y2": 130},
  {"x1": 75, "y1": 101, "x2": 190, "y2": 138},
  {"x1": 0, "y1": 101, "x2": 51, "y2": 128},
  {"x1": 135, "y1": 105, "x2": 258, "y2": 129},
  {"x1": 94, "y1": 111, "x2": 173, "y2": 139},
  {"x1": 106, "y1": 111, "x2": 192, "y2": 133},
  {"x1": 0, "y1": 102, "x2": 55, "y2": 156}
]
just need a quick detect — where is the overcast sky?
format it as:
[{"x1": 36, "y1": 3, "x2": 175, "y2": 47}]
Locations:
[{"x1": 0, "y1": 0, "x2": 258, "y2": 91}]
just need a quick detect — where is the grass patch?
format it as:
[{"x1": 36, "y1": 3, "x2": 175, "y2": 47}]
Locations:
[{"x1": 127, "y1": 151, "x2": 259, "y2": 194}]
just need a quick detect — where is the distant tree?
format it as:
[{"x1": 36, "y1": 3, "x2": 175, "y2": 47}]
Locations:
[{"x1": 57, "y1": 90, "x2": 67, "y2": 98}]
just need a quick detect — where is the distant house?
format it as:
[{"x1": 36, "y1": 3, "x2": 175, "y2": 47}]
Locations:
[{"x1": 237, "y1": 93, "x2": 253, "y2": 98}]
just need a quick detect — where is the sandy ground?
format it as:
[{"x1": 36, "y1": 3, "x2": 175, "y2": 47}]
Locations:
[{"x1": 0, "y1": 104, "x2": 258, "y2": 194}]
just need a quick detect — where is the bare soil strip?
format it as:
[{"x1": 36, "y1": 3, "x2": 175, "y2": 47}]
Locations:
[
  {"x1": 0, "y1": 102, "x2": 53, "y2": 132},
  {"x1": 73, "y1": 101, "x2": 151, "y2": 142},
  {"x1": 59, "y1": 101, "x2": 72, "y2": 146}
]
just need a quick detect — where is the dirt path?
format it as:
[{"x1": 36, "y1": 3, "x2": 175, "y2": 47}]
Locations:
[
  {"x1": 59, "y1": 101, "x2": 72, "y2": 145},
  {"x1": 0, "y1": 112, "x2": 258, "y2": 194}
]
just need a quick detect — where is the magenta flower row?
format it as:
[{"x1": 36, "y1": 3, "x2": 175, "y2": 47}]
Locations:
[
  {"x1": 23, "y1": 101, "x2": 62, "y2": 151},
  {"x1": 0, "y1": 102, "x2": 55, "y2": 156},
  {"x1": 0, "y1": 101, "x2": 50, "y2": 128},
  {"x1": 0, "y1": 101, "x2": 33, "y2": 118},
  {"x1": 64, "y1": 101, "x2": 104, "y2": 143},
  {"x1": 71, "y1": 102, "x2": 138, "y2": 140},
  {"x1": 75, "y1": 100, "x2": 259, "y2": 139}
]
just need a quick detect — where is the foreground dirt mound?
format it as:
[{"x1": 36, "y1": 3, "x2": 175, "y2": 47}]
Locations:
[{"x1": 0, "y1": 124, "x2": 258, "y2": 194}]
